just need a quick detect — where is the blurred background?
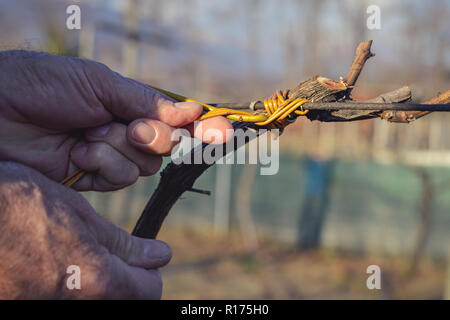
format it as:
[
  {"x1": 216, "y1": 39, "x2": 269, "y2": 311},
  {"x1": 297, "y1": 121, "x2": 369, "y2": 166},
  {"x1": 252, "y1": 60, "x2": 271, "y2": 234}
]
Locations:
[{"x1": 2, "y1": 0, "x2": 450, "y2": 299}]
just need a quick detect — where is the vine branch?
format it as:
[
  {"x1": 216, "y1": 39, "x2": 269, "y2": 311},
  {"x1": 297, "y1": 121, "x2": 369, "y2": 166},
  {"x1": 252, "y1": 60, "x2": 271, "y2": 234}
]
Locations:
[{"x1": 132, "y1": 40, "x2": 449, "y2": 239}]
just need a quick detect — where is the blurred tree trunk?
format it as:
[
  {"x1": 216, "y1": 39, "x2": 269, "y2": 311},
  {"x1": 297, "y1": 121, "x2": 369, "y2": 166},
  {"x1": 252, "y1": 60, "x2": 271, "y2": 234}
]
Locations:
[
  {"x1": 297, "y1": 156, "x2": 335, "y2": 251},
  {"x1": 214, "y1": 165, "x2": 232, "y2": 235},
  {"x1": 409, "y1": 167, "x2": 434, "y2": 274},
  {"x1": 235, "y1": 164, "x2": 259, "y2": 251}
]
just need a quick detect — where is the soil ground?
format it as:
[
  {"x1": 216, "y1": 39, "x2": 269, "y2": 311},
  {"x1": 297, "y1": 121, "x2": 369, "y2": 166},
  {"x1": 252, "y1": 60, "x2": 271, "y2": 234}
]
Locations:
[{"x1": 155, "y1": 225, "x2": 446, "y2": 300}]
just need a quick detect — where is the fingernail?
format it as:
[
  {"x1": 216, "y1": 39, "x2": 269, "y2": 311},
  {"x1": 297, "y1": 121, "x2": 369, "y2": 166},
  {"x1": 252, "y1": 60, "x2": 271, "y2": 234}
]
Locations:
[
  {"x1": 132, "y1": 122, "x2": 156, "y2": 145},
  {"x1": 143, "y1": 240, "x2": 172, "y2": 260},
  {"x1": 87, "y1": 124, "x2": 110, "y2": 138}
]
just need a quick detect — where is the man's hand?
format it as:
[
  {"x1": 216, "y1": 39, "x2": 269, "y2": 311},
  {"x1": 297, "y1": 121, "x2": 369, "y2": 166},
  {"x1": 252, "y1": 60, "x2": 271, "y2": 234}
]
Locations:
[
  {"x1": 0, "y1": 50, "x2": 233, "y2": 191},
  {"x1": 0, "y1": 162, "x2": 171, "y2": 299}
]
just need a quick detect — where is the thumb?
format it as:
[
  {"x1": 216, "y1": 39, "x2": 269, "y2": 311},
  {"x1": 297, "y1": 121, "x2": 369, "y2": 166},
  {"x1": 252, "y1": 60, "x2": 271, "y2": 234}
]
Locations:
[
  {"x1": 86, "y1": 210, "x2": 172, "y2": 269},
  {"x1": 103, "y1": 72, "x2": 203, "y2": 127}
]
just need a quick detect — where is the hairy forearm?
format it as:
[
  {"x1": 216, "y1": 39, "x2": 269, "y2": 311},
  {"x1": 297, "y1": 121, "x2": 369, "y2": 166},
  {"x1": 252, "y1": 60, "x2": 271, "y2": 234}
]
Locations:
[{"x1": 0, "y1": 161, "x2": 64, "y2": 298}]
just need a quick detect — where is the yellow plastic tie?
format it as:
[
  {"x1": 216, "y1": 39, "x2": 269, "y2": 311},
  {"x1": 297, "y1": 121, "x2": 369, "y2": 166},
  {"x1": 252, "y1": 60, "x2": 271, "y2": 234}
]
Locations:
[{"x1": 149, "y1": 85, "x2": 309, "y2": 129}]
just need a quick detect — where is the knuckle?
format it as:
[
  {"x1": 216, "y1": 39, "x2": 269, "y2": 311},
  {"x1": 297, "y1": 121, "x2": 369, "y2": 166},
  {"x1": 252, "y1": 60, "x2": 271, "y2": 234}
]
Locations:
[
  {"x1": 111, "y1": 227, "x2": 134, "y2": 262},
  {"x1": 77, "y1": 57, "x2": 112, "y2": 78},
  {"x1": 151, "y1": 96, "x2": 180, "y2": 125},
  {"x1": 106, "y1": 122, "x2": 127, "y2": 145},
  {"x1": 119, "y1": 164, "x2": 139, "y2": 186},
  {"x1": 160, "y1": 108, "x2": 180, "y2": 127},
  {"x1": 148, "y1": 89, "x2": 160, "y2": 110},
  {"x1": 151, "y1": 92, "x2": 172, "y2": 111},
  {"x1": 89, "y1": 143, "x2": 110, "y2": 161}
]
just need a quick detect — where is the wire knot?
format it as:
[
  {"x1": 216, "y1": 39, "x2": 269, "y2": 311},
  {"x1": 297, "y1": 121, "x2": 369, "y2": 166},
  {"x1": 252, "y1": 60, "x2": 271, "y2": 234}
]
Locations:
[
  {"x1": 261, "y1": 90, "x2": 309, "y2": 129},
  {"x1": 198, "y1": 89, "x2": 309, "y2": 130}
]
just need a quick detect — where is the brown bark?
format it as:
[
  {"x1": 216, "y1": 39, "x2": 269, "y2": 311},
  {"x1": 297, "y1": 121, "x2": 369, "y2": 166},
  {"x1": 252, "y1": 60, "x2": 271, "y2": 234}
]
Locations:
[
  {"x1": 380, "y1": 89, "x2": 450, "y2": 123},
  {"x1": 344, "y1": 40, "x2": 375, "y2": 92},
  {"x1": 324, "y1": 86, "x2": 412, "y2": 121},
  {"x1": 290, "y1": 76, "x2": 348, "y2": 102}
]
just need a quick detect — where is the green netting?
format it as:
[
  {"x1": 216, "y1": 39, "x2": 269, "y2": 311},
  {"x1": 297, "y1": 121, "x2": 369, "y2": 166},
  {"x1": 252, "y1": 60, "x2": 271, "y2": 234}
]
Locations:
[{"x1": 83, "y1": 153, "x2": 450, "y2": 259}]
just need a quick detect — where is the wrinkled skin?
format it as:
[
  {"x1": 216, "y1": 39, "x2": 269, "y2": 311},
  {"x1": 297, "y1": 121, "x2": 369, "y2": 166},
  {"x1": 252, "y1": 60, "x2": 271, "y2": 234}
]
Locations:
[
  {"x1": 0, "y1": 50, "x2": 233, "y2": 191},
  {"x1": 0, "y1": 51, "x2": 232, "y2": 299},
  {"x1": 0, "y1": 162, "x2": 172, "y2": 299}
]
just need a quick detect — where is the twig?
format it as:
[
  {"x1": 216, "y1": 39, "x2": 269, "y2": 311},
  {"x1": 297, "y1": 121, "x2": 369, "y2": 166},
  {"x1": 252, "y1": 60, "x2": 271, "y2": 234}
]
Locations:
[
  {"x1": 187, "y1": 187, "x2": 212, "y2": 195},
  {"x1": 344, "y1": 40, "x2": 375, "y2": 91},
  {"x1": 211, "y1": 101, "x2": 450, "y2": 112}
]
